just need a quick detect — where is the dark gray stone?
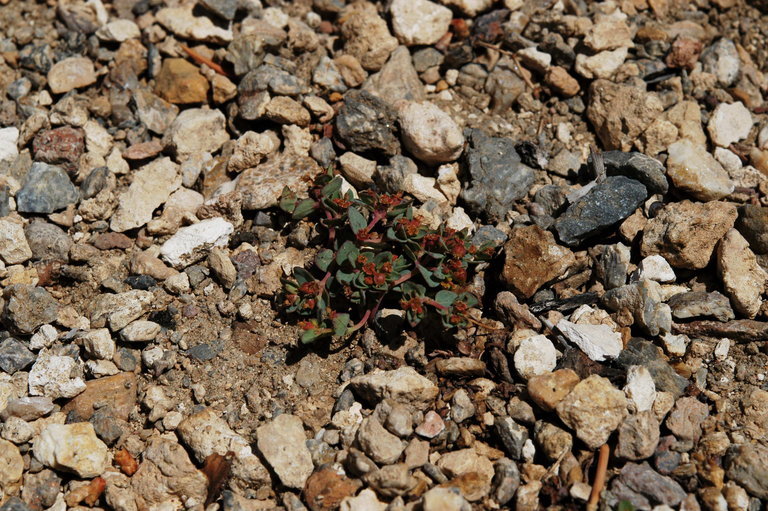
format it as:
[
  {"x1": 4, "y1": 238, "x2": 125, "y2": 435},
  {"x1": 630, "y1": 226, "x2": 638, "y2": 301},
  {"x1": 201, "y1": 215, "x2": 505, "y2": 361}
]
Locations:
[
  {"x1": 533, "y1": 185, "x2": 568, "y2": 216},
  {"x1": 412, "y1": 48, "x2": 444, "y2": 72},
  {"x1": 0, "y1": 337, "x2": 36, "y2": 374},
  {"x1": 616, "y1": 339, "x2": 689, "y2": 398},
  {"x1": 610, "y1": 462, "x2": 687, "y2": 510},
  {"x1": 594, "y1": 243, "x2": 630, "y2": 290},
  {"x1": 15, "y1": 162, "x2": 79, "y2": 214},
  {"x1": 198, "y1": 0, "x2": 238, "y2": 19},
  {"x1": 555, "y1": 176, "x2": 648, "y2": 246},
  {"x1": 668, "y1": 291, "x2": 735, "y2": 322},
  {"x1": 20, "y1": 469, "x2": 61, "y2": 511},
  {"x1": 309, "y1": 138, "x2": 336, "y2": 168},
  {"x1": 90, "y1": 407, "x2": 126, "y2": 445},
  {"x1": 602, "y1": 151, "x2": 669, "y2": 195},
  {"x1": 460, "y1": 129, "x2": 535, "y2": 221},
  {"x1": 736, "y1": 205, "x2": 768, "y2": 255},
  {"x1": 113, "y1": 347, "x2": 137, "y2": 372},
  {"x1": 373, "y1": 155, "x2": 417, "y2": 193},
  {"x1": 186, "y1": 341, "x2": 222, "y2": 361},
  {"x1": 24, "y1": 220, "x2": 72, "y2": 262},
  {"x1": 336, "y1": 90, "x2": 400, "y2": 156},
  {"x1": 80, "y1": 166, "x2": 112, "y2": 199},
  {"x1": 603, "y1": 280, "x2": 671, "y2": 336},
  {"x1": 726, "y1": 443, "x2": 768, "y2": 499},
  {"x1": 2, "y1": 284, "x2": 60, "y2": 335},
  {"x1": 226, "y1": 35, "x2": 266, "y2": 76},
  {"x1": 485, "y1": 68, "x2": 525, "y2": 114},
  {"x1": 494, "y1": 417, "x2": 528, "y2": 460},
  {"x1": 491, "y1": 458, "x2": 520, "y2": 505},
  {"x1": 0, "y1": 185, "x2": 10, "y2": 217},
  {"x1": 472, "y1": 225, "x2": 508, "y2": 247}
]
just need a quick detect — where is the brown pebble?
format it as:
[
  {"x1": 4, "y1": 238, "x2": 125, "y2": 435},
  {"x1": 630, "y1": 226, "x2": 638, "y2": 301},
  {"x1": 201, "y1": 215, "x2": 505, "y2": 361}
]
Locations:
[{"x1": 92, "y1": 232, "x2": 133, "y2": 250}]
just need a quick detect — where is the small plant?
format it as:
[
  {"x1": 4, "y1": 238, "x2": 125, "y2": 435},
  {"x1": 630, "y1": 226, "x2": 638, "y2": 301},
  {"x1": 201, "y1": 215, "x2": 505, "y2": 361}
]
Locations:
[{"x1": 279, "y1": 168, "x2": 498, "y2": 343}]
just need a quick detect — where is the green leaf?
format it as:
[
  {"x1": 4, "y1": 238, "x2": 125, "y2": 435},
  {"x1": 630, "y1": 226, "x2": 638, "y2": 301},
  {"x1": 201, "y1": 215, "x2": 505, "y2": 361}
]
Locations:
[
  {"x1": 332, "y1": 313, "x2": 350, "y2": 336},
  {"x1": 300, "y1": 328, "x2": 323, "y2": 344},
  {"x1": 348, "y1": 207, "x2": 367, "y2": 234},
  {"x1": 435, "y1": 290, "x2": 457, "y2": 308},
  {"x1": 292, "y1": 267, "x2": 314, "y2": 285},
  {"x1": 321, "y1": 176, "x2": 343, "y2": 197},
  {"x1": 315, "y1": 249, "x2": 334, "y2": 272},
  {"x1": 336, "y1": 241, "x2": 356, "y2": 265},
  {"x1": 417, "y1": 264, "x2": 439, "y2": 287},
  {"x1": 336, "y1": 270, "x2": 356, "y2": 284},
  {"x1": 617, "y1": 501, "x2": 636, "y2": 511},
  {"x1": 459, "y1": 292, "x2": 479, "y2": 308},
  {"x1": 292, "y1": 199, "x2": 317, "y2": 220},
  {"x1": 279, "y1": 186, "x2": 297, "y2": 213}
]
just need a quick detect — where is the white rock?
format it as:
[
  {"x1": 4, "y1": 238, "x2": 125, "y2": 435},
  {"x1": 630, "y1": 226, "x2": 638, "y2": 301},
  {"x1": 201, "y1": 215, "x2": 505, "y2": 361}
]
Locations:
[
  {"x1": 574, "y1": 47, "x2": 628, "y2": 79},
  {"x1": 0, "y1": 127, "x2": 19, "y2": 163},
  {"x1": 759, "y1": 125, "x2": 768, "y2": 150},
  {"x1": 164, "y1": 272, "x2": 191, "y2": 294},
  {"x1": 120, "y1": 320, "x2": 162, "y2": 342},
  {"x1": 146, "y1": 187, "x2": 205, "y2": 235},
  {"x1": 33, "y1": 423, "x2": 108, "y2": 478},
  {"x1": 422, "y1": 487, "x2": 471, "y2": 511},
  {"x1": 47, "y1": 57, "x2": 97, "y2": 94},
  {"x1": 623, "y1": 365, "x2": 656, "y2": 412},
  {"x1": 80, "y1": 329, "x2": 115, "y2": 360},
  {"x1": 398, "y1": 101, "x2": 464, "y2": 165},
  {"x1": 110, "y1": 157, "x2": 181, "y2": 232},
  {"x1": 160, "y1": 217, "x2": 234, "y2": 269},
  {"x1": 390, "y1": 0, "x2": 452, "y2": 46},
  {"x1": 556, "y1": 319, "x2": 623, "y2": 361},
  {"x1": 714, "y1": 147, "x2": 743, "y2": 172},
  {"x1": 583, "y1": 18, "x2": 633, "y2": 51},
  {"x1": 436, "y1": 164, "x2": 461, "y2": 204},
  {"x1": 95, "y1": 19, "x2": 141, "y2": 42},
  {"x1": 164, "y1": 108, "x2": 230, "y2": 159},
  {"x1": 438, "y1": 0, "x2": 492, "y2": 16},
  {"x1": 228, "y1": 131, "x2": 278, "y2": 173},
  {"x1": 156, "y1": 6, "x2": 233, "y2": 43},
  {"x1": 402, "y1": 174, "x2": 448, "y2": 204},
  {"x1": 446, "y1": 207, "x2": 474, "y2": 233},
  {"x1": 255, "y1": 414, "x2": 314, "y2": 489},
  {"x1": 90, "y1": 289, "x2": 154, "y2": 331},
  {"x1": 262, "y1": 6, "x2": 289, "y2": 28},
  {"x1": 517, "y1": 47, "x2": 552, "y2": 73},
  {"x1": 85, "y1": 359, "x2": 120, "y2": 377},
  {"x1": 83, "y1": 120, "x2": 113, "y2": 158},
  {"x1": 28, "y1": 350, "x2": 86, "y2": 399},
  {"x1": 348, "y1": 367, "x2": 438, "y2": 411},
  {"x1": 339, "y1": 152, "x2": 376, "y2": 188},
  {"x1": 0, "y1": 218, "x2": 32, "y2": 265},
  {"x1": 29, "y1": 324, "x2": 58, "y2": 351},
  {"x1": 714, "y1": 338, "x2": 730, "y2": 361},
  {"x1": 513, "y1": 335, "x2": 557, "y2": 380},
  {"x1": 666, "y1": 139, "x2": 734, "y2": 201},
  {"x1": 708, "y1": 101, "x2": 753, "y2": 147},
  {"x1": 281, "y1": 125, "x2": 312, "y2": 157},
  {"x1": 633, "y1": 255, "x2": 676, "y2": 283},
  {"x1": 340, "y1": 488, "x2": 387, "y2": 511},
  {"x1": 661, "y1": 333, "x2": 688, "y2": 357}
]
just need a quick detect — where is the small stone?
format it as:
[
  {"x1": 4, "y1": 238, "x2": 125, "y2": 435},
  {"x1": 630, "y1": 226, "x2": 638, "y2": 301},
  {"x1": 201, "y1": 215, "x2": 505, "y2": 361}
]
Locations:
[
  {"x1": 545, "y1": 66, "x2": 580, "y2": 97},
  {"x1": 666, "y1": 397, "x2": 708, "y2": 442},
  {"x1": 256, "y1": 414, "x2": 313, "y2": 489},
  {"x1": 701, "y1": 38, "x2": 740, "y2": 87},
  {"x1": 634, "y1": 255, "x2": 676, "y2": 283},
  {"x1": 717, "y1": 228, "x2": 767, "y2": 318},
  {"x1": 435, "y1": 449, "x2": 494, "y2": 501},
  {"x1": 313, "y1": 56, "x2": 347, "y2": 93},
  {"x1": 666, "y1": 139, "x2": 734, "y2": 201},
  {"x1": 340, "y1": 488, "x2": 387, "y2": 511},
  {"x1": 575, "y1": 47, "x2": 629, "y2": 80},
  {"x1": 339, "y1": 152, "x2": 376, "y2": 188},
  {"x1": 164, "y1": 108, "x2": 229, "y2": 159},
  {"x1": 28, "y1": 349, "x2": 85, "y2": 399},
  {"x1": 110, "y1": 157, "x2": 180, "y2": 232},
  {"x1": 602, "y1": 151, "x2": 669, "y2": 195},
  {"x1": 641, "y1": 200, "x2": 738, "y2": 269},
  {"x1": 556, "y1": 320, "x2": 622, "y2": 361},
  {"x1": 363, "y1": 46, "x2": 426, "y2": 106},
  {"x1": 438, "y1": 0, "x2": 492, "y2": 16},
  {"x1": 736, "y1": 205, "x2": 768, "y2": 254},
  {"x1": 399, "y1": 102, "x2": 464, "y2": 165},
  {"x1": 528, "y1": 369, "x2": 580, "y2": 412},
  {"x1": 490, "y1": 458, "x2": 520, "y2": 506},
  {"x1": 304, "y1": 467, "x2": 361, "y2": 511},
  {"x1": 3, "y1": 285, "x2": 59, "y2": 335},
  {"x1": 0, "y1": 338, "x2": 36, "y2": 375},
  {"x1": 120, "y1": 321, "x2": 161, "y2": 342},
  {"x1": 156, "y1": 5, "x2": 233, "y2": 43},
  {"x1": 155, "y1": 58, "x2": 210, "y2": 104},
  {"x1": 501, "y1": 225, "x2": 575, "y2": 299},
  {"x1": 726, "y1": 443, "x2": 768, "y2": 499},
  {"x1": 349, "y1": 367, "x2": 438, "y2": 411},
  {"x1": 96, "y1": 19, "x2": 141, "y2": 42},
  {"x1": 556, "y1": 375, "x2": 628, "y2": 449},
  {"x1": 708, "y1": 101, "x2": 752, "y2": 147},
  {"x1": 602, "y1": 280, "x2": 672, "y2": 337},
  {"x1": 356, "y1": 415, "x2": 404, "y2": 464},
  {"x1": 336, "y1": 90, "x2": 400, "y2": 156},
  {"x1": 24, "y1": 220, "x2": 72, "y2": 262},
  {"x1": 422, "y1": 487, "x2": 471, "y2": 511},
  {"x1": 88, "y1": 289, "x2": 154, "y2": 331},
  {"x1": 0, "y1": 127, "x2": 19, "y2": 163},
  {"x1": 451, "y1": 389, "x2": 475, "y2": 423},
  {"x1": 584, "y1": 18, "x2": 633, "y2": 50},
  {"x1": 264, "y1": 96, "x2": 311, "y2": 126},
  {"x1": 495, "y1": 418, "x2": 529, "y2": 460},
  {"x1": 33, "y1": 423, "x2": 108, "y2": 478},
  {"x1": 0, "y1": 219, "x2": 32, "y2": 265},
  {"x1": 0, "y1": 438, "x2": 23, "y2": 498},
  {"x1": 132, "y1": 88, "x2": 180, "y2": 135},
  {"x1": 402, "y1": 174, "x2": 447, "y2": 204},
  {"x1": 624, "y1": 366, "x2": 657, "y2": 413},
  {"x1": 160, "y1": 217, "x2": 234, "y2": 269},
  {"x1": 612, "y1": 462, "x2": 687, "y2": 508},
  {"x1": 616, "y1": 411, "x2": 661, "y2": 461},
  {"x1": 47, "y1": 57, "x2": 96, "y2": 94},
  {"x1": 228, "y1": 131, "x2": 278, "y2": 173},
  {"x1": 338, "y1": 2, "x2": 398, "y2": 71},
  {"x1": 513, "y1": 335, "x2": 557, "y2": 380},
  {"x1": 237, "y1": 153, "x2": 320, "y2": 210},
  {"x1": 62, "y1": 373, "x2": 137, "y2": 422},
  {"x1": 435, "y1": 357, "x2": 486, "y2": 377},
  {"x1": 15, "y1": 163, "x2": 78, "y2": 214},
  {"x1": 534, "y1": 422, "x2": 572, "y2": 461},
  {"x1": 415, "y1": 410, "x2": 445, "y2": 439},
  {"x1": 390, "y1": 0, "x2": 452, "y2": 46},
  {"x1": 0, "y1": 396, "x2": 54, "y2": 422}
]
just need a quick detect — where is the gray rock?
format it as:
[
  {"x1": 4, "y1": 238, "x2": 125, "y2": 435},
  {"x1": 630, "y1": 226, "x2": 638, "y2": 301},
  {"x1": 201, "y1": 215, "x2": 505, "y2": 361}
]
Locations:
[
  {"x1": 533, "y1": 185, "x2": 568, "y2": 216},
  {"x1": 472, "y1": 225, "x2": 508, "y2": 246},
  {"x1": 24, "y1": 220, "x2": 72, "y2": 262},
  {"x1": 494, "y1": 417, "x2": 528, "y2": 460},
  {"x1": 726, "y1": 443, "x2": 768, "y2": 499},
  {"x1": 491, "y1": 458, "x2": 520, "y2": 506},
  {"x1": 412, "y1": 48, "x2": 444, "y2": 72},
  {"x1": 336, "y1": 90, "x2": 400, "y2": 156},
  {"x1": 610, "y1": 462, "x2": 687, "y2": 509},
  {"x1": 20, "y1": 469, "x2": 61, "y2": 510},
  {"x1": 451, "y1": 389, "x2": 475, "y2": 423},
  {"x1": 309, "y1": 138, "x2": 336, "y2": 168},
  {"x1": 602, "y1": 280, "x2": 672, "y2": 336},
  {"x1": 616, "y1": 411, "x2": 660, "y2": 461},
  {"x1": 736, "y1": 205, "x2": 768, "y2": 255},
  {"x1": 701, "y1": 38, "x2": 740, "y2": 87},
  {"x1": 373, "y1": 155, "x2": 418, "y2": 193},
  {"x1": 0, "y1": 498, "x2": 32, "y2": 511},
  {"x1": 602, "y1": 151, "x2": 669, "y2": 195},
  {"x1": 485, "y1": 68, "x2": 526, "y2": 114},
  {"x1": 15, "y1": 162, "x2": 79, "y2": 214},
  {"x1": 313, "y1": 57, "x2": 347, "y2": 93},
  {"x1": 616, "y1": 339, "x2": 689, "y2": 398},
  {"x1": 461, "y1": 129, "x2": 535, "y2": 221},
  {"x1": 594, "y1": 243, "x2": 631, "y2": 290},
  {"x1": 80, "y1": 166, "x2": 113, "y2": 199},
  {"x1": 363, "y1": 46, "x2": 426, "y2": 106},
  {"x1": 0, "y1": 338, "x2": 36, "y2": 374},
  {"x1": 555, "y1": 176, "x2": 647, "y2": 246},
  {"x1": 198, "y1": 0, "x2": 238, "y2": 19},
  {"x1": 132, "y1": 88, "x2": 180, "y2": 135},
  {"x1": 2, "y1": 285, "x2": 60, "y2": 335},
  {"x1": 667, "y1": 291, "x2": 735, "y2": 322},
  {"x1": 226, "y1": 35, "x2": 267, "y2": 76}
]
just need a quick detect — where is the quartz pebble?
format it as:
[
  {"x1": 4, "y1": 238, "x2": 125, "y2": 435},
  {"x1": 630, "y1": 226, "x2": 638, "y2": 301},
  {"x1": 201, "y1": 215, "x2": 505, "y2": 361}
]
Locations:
[
  {"x1": 160, "y1": 218, "x2": 234, "y2": 269},
  {"x1": 33, "y1": 423, "x2": 108, "y2": 478},
  {"x1": 47, "y1": 57, "x2": 97, "y2": 94}
]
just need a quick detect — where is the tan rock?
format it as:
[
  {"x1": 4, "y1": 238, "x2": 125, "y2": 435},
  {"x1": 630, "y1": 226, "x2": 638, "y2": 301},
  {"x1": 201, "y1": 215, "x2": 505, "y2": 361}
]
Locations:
[
  {"x1": 0, "y1": 438, "x2": 23, "y2": 499},
  {"x1": 33, "y1": 423, "x2": 109, "y2": 478},
  {"x1": 155, "y1": 58, "x2": 210, "y2": 104},
  {"x1": 436, "y1": 449, "x2": 494, "y2": 501},
  {"x1": 717, "y1": 229, "x2": 768, "y2": 318},
  {"x1": 555, "y1": 375, "x2": 628, "y2": 449},
  {"x1": 527, "y1": 369, "x2": 580, "y2": 412},
  {"x1": 109, "y1": 157, "x2": 181, "y2": 232},
  {"x1": 61, "y1": 372, "x2": 138, "y2": 421},
  {"x1": 339, "y1": 2, "x2": 398, "y2": 71},
  {"x1": 545, "y1": 66, "x2": 580, "y2": 97},
  {"x1": 502, "y1": 225, "x2": 575, "y2": 299},
  {"x1": 47, "y1": 57, "x2": 97, "y2": 94}
]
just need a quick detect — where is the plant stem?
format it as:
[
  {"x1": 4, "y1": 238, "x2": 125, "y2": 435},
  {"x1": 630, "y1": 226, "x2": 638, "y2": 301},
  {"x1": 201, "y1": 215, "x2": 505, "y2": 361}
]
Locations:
[
  {"x1": 587, "y1": 444, "x2": 610, "y2": 511},
  {"x1": 347, "y1": 308, "x2": 372, "y2": 333}
]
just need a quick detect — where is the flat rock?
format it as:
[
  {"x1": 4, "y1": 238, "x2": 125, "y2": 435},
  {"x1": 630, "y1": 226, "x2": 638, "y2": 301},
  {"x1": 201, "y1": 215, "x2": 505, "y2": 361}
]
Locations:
[
  {"x1": 668, "y1": 290, "x2": 735, "y2": 322},
  {"x1": 348, "y1": 367, "x2": 438, "y2": 411},
  {"x1": 15, "y1": 163, "x2": 79, "y2": 214},
  {"x1": 156, "y1": 6, "x2": 233, "y2": 43},
  {"x1": 336, "y1": 90, "x2": 400, "y2": 156},
  {"x1": 435, "y1": 448, "x2": 494, "y2": 501},
  {"x1": 160, "y1": 217, "x2": 234, "y2": 269},
  {"x1": 356, "y1": 415, "x2": 405, "y2": 464},
  {"x1": 641, "y1": 200, "x2": 737, "y2": 270},
  {"x1": 155, "y1": 58, "x2": 210, "y2": 104},
  {"x1": 95, "y1": 19, "x2": 141, "y2": 41},
  {"x1": 237, "y1": 153, "x2": 320, "y2": 209},
  {"x1": 110, "y1": 157, "x2": 180, "y2": 232},
  {"x1": 87, "y1": 289, "x2": 154, "y2": 331},
  {"x1": 33, "y1": 423, "x2": 108, "y2": 478},
  {"x1": 736, "y1": 204, "x2": 768, "y2": 254},
  {"x1": 0, "y1": 218, "x2": 32, "y2": 264},
  {"x1": 2, "y1": 285, "x2": 59, "y2": 335},
  {"x1": 556, "y1": 320, "x2": 622, "y2": 361},
  {"x1": 399, "y1": 101, "x2": 463, "y2": 165},
  {"x1": 717, "y1": 228, "x2": 767, "y2": 318},
  {"x1": 132, "y1": 87, "x2": 180, "y2": 135},
  {"x1": 555, "y1": 375, "x2": 628, "y2": 449},
  {"x1": 528, "y1": 369, "x2": 580, "y2": 412},
  {"x1": 61, "y1": 373, "x2": 137, "y2": 421},
  {"x1": 602, "y1": 151, "x2": 669, "y2": 195},
  {"x1": 555, "y1": 176, "x2": 647, "y2": 246},
  {"x1": 164, "y1": 108, "x2": 229, "y2": 159},
  {"x1": 256, "y1": 414, "x2": 314, "y2": 489},
  {"x1": 611, "y1": 462, "x2": 687, "y2": 508},
  {"x1": 363, "y1": 46, "x2": 426, "y2": 106},
  {"x1": 47, "y1": 57, "x2": 96, "y2": 94},
  {"x1": 339, "y1": 2, "x2": 398, "y2": 71},
  {"x1": 502, "y1": 225, "x2": 575, "y2": 299},
  {"x1": 390, "y1": 0, "x2": 452, "y2": 46},
  {"x1": 28, "y1": 349, "x2": 86, "y2": 399},
  {"x1": 666, "y1": 139, "x2": 734, "y2": 201},
  {"x1": 616, "y1": 339, "x2": 689, "y2": 398}
]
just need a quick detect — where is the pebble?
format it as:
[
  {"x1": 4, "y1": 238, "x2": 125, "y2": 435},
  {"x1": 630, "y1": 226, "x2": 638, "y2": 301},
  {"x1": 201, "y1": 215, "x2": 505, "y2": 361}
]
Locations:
[
  {"x1": 556, "y1": 319, "x2": 622, "y2": 361},
  {"x1": 438, "y1": 0, "x2": 492, "y2": 16},
  {"x1": 363, "y1": 46, "x2": 426, "y2": 106},
  {"x1": 15, "y1": 163, "x2": 79, "y2": 214},
  {"x1": 132, "y1": 88, "x2": 180, "y2": 135},
  {"x1": 120, "y1": 320, "x2": 161, "y2": 342},
  {"x1": 95, "y1": 19, "x2": 141, "y2": 42},
  {"x1": 340, "y1": 488, "x2": 387, "y2": 511},
  {"x1": 0, "y1": 338, "x2": 35, "y2": 374},
  {"x1": 701, "y1": 38, "x2": 740, "y2": 87},
  {"x1": 356, "y1": 415, "x2": 405, "y2": 464},
  {"x1": 349, "y1": 367, "x2": 439, "y2": 411},
  {"x1": 736, "y1": 204, "x2": 768, "y2": 254},
  {"x1": 575, "y1": 47, "x2": 629, "y2": 80},
  {"x1": 461, "y1": 129, "x2": 535, "y2": 221},
  {"x1": 545, "y1": 66, "x2": 580, "y2": 97},
  {"x1": 28, "y1": 349, "x2": 86, "y2": 399},
  {"x1": 435, "y1": 357, "x2": 486, "y2": 377},
  {"x1": 421, "y1": 487, "x2": 471, "y2": 511},
  {"x1": 612, "y1": 462, "x2": 687, "y2": 508},
  {"x1": 0, "y1": 218, "x2": 32, "y2": 265},
  {"x1": 0, "y1": 127, "x2": 19, "y2": 163},
  {"x1": 555, "y1": 176, "x2": 648, "y2": 246},
  {"x1": 495, "y1": 417, "x2": 529, "y2": 460},
  {"x1": 160, "y1": 217, "x2": 234, "y2": 269},
  {"x1": 313, "y1": 56, "x2": 347, "y2": 93},
  {"x1": 617, "y1": 339, "x2": 689, "y2": 399},
  {"x1": 156, "y1": 5, "x2": 233, "y2": 43},
  {"x1": 402, "y1": 174, "x2": 448, "y2": 204},
  {"x1": 33, "y1": 423, "x2": 108, "y2": 478},
  {"x1": 624, "y1": 366, "x2": 657, "y2": 413},
  {"x1": 666, "y1": 396, "x2": 709, "y2": 442},
  {"x1": 634, "y1": 255, "x2": 676, "y2": 283},
  {"x1": 616, "y1": 410, "x2": 661, "y2": 461},
  {"x1": 47, "y1": 57, "x2": 97, "y2": 94},
  {"x1": 335, "y1": 90, "x2": 400, "y2": 156},
  {"x1": 414, "y1": 410, "x2": 445, "y2": 439},
  {"x1": 708, "y1": 101, "x2": 753, "y2": 147},
  {"x1": 603, "y1": 151, "x2": 669, "y2": 195},
  {"x1": 668, "y1": 291, "x2": 735, "y2": 322},
  {"x1": 490, "y1": 458, "x2": 520, "y2": 506},
  {"x1": 666, "y1": 139, "x2": 734, "y2": 201},
  {"x1": 256, "y1": 414, "x2": 314, "y2": 489},
  {"x1": 602, "y1": 280, "x2": 672, "y2": 336},
  {"x1": 164, "y1": 108, "x2": 230, "y2": 159},
  {"x1": 0, "y1": 397, "x2": 54, "y2": 422},
  {"x1": 527, "y1": 369, "x2": 580, "y2": 412},
  {"x1": 534, "y1": 422, "x2": 572, "y2": 461},
  {"x1": 512, "y1": 335, "x2": 557, "y2": 380},
  {"x1": 390, "y1": 0, "x2": 452, "y2": 46},
  {"x1": 338, "y1": 2, "x2": 398, "y2": 71},
  {"x1": 717, "y1": 228, "x2": 767, "y2": 318},
  {"x1": 399, "y1": 101, "x2": 464, "y2": 165},
  {"x1": 584, "y1": 18, "x2": 633, "y2": 51},
  {"x1": 451, "y1": 389, "x2": 475, "y2": 423},
  {"x1": 110, "y1": 157, "x2": 180, "y2": 232},
  {"x1": 0, "y1": 438, "x2": 23, "y2": 497},
  {"x1": 264, "y1": 96, "x2": 311, "y2": 126},
  {"x1": 89, "y1": 289, "x2": 154, "y2": 331},
  {"x1": 339, "y1": 152, "x2": 376, "y2": 188},
  {"x1": 555, "y1": 375, "x2": 628, "y2": 449},
  {"x1": 155, "y1": 58, "x2": 210, "y2": 104},
  {"x1": 435, "y1": 448, "x2": 494, "y2": 501},
  {"x1": 641, "y1": 200, "x2": 737, "y2": 269},
  {"x1": 3, "y1": 284, "x2": 59, "y2": 334},
  {"x1": 726, "y1": 443, "x2": 768, "y2": 499}
]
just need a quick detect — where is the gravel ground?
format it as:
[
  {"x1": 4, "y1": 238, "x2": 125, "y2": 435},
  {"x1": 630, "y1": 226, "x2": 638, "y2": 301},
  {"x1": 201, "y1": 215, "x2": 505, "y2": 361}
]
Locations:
[{"x1": 2, "y1": 0, "x2": 768, "y2": 510}]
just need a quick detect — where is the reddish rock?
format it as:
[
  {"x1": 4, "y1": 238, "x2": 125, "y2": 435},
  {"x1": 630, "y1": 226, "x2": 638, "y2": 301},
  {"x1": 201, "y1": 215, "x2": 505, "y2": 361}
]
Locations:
[
  {"x1": 666, "y1": 37, "x2": 702, "y2": 70},
  {"x1": 122, "y1": 140, "x2": 164, "y2": 160},
  {"x1": 303, "y1": 467, "x2": 360, "y2": 511},
  {"x1": 61, "y1": 373, "x2": 138, "y2": 421},
  {"x1": 33, "y1": 126, "x2": 84, "y2": 173},
  {"x1": 92, "y1": 232, "x2": 133, "y2": 250},
  {"x1": 155, "y1": 58, "x2": 210, "y2": 104}
]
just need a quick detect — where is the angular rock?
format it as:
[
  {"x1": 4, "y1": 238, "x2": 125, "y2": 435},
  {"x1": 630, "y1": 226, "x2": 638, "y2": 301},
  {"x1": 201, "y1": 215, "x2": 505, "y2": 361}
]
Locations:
[
  {"x1": 717, "y1": 228, "x2": 767, "y2": 318},
  {"x1": 348, "y1": 367, "x2": 438, "y2": 411},
  {"x1": 666, "y1": 139, "x2": 734, "y2": 201},
  {"x1": 237, "y1": 153, "x2": 320, "y2": 210},
  {"x1": 624, "y1": 366, "x2": 657, "y2": 413},
  {"x1": 668, "y1": 291, "x2": 735, "y2": 322},
  {"x1": 556, "y1": 320, "x2": 622, "y2": 362},
  {"x1": 611, "y1": 462, "x2": 687, "y2": 508},
  {"x1": 15, "y1": 163, "x2": 78, "y2": 214},
  {"x1": 0, "y1": 219, "x2": 32, "y2": 265},
  {"x1": 256, "y1": 414, "x2": 314, "y2": 489},
  {"x1": 0, "y1": 338, "x2": 36, "y2": 375},
  {"x1": 594, "y1": 243, "x2": 631, "y2": 290},
  {"x1": 2, "y1": 285, "x2": 59, "y2": 335},
  {"x1": 422, "y1": 487, "x2": 471, "y2": 511},
  {"x1": 47, "y1": 57, "x2": 96, "y2": 94},
  {"x1": 155, "y1": 58, "x2": 210, "y2": 104},
  {"x1": 528, "y1": 369, "x2": 580, "y2": 412},
  {"x1": 164, "y1": 108, "x2": 229, "y2": 159},
  {"x1": 641, "y1": 200, "x2": 737, "y2": 269},
  {"x1": 95, "y1": 19, "x2": 141, "y2": 41},
  {"x1": 602, "y1": 151, "x2": 669, "y2": 195},
  {"x1": 156, "y1": 5, "x2": 233, "y2": 43},
  {"x1": 24, "y1": 220, "x2": 72, "y2": 262},
  {"x1": 132, "y1": 88, "x2": 180, "y2": 135},
  {"x1": 435, "y1": 449, "x2": 494, "y2": 501},
  {"x1": 33, "y1": 423, "x2": 108, "y2": 478},
  {"x1": 109, "y1": 157, "x2": 180, "y2": 232},
  {"x1": 555, "y1": 375, "x2": 628, "y2": 449},
  {"x1": 399, "y1": 101, "x2": 464, "y2": 165},
  {"x1": 513, "y1": 335, "x2": 557, "y2": 380},
  {"x1": 555, "y1": 176, "x2": 647, "y2": 246},
  {"x1": 633, "y1": 255, "x2": 675, "y2": 283},
  {"x1": 61, "y1": 373, "x2": 137, "y2": 421},
  {"x1": 726, "y1": 443, "x2": 768, "y2": 499},
  {"x1": 616, "y1": 411, "x2": 660, "y2": 461},
  {"x1": 602, "y1": 280, "x2": 672, "y2": 337},
  {"x1": 160, "y1": 217, "x2": 234, "y2": 269},
  {"x1": 701, "y1": 38, "x2": 740, "y2": 87},
  {"x1": 356, "y1": 415, "x2": 404, "y2": 465},
  {"x1": 708, "y1": 101, "x2": 752, "y2": 147},
  {"x1": 495, "y1": 417, "x2": 529, "y2": 460},
  {"x1": 390, "y1": 0, "x2": 452, "y2": 46},
  {"x1": 616, "y1": 339, "x2": 689, "y2": 398},
  {"x1": 363, "y1": 46, "x2": 426, "y2": 106},
  {"x1": 336, "y1": 90, "x2": 400, "y2": 156},
  {"x1": 339, "y1": 2, "x2": 398, "y2": 71},
  {"x1": 665, "y1": 397, "x2": 708, "y2": 442}
]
